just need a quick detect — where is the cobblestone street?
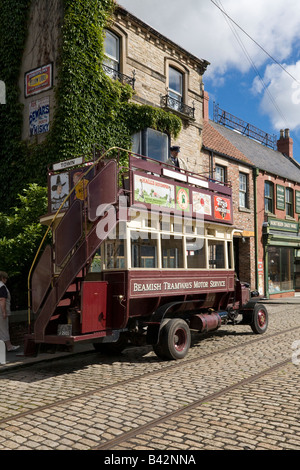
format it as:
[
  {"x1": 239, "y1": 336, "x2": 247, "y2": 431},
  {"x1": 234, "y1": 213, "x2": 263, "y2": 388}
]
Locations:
[{"x1": 0, "y1": 303, "x2": 300, "y2": 452}]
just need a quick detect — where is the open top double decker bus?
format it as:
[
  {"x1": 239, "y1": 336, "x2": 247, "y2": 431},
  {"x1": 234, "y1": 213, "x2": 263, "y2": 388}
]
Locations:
[{"x1": 24, "y1": 148, "x2": 268, "y2": 359}]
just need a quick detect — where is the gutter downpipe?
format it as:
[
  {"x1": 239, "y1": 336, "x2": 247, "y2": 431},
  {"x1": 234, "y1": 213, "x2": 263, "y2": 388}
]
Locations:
[{"x1": 253, "y1": 167, "x2": 259, "y2": 291}]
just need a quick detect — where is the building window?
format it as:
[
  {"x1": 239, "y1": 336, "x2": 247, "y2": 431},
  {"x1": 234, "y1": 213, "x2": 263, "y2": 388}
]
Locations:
[
  {"x1": 264, "y1": 181, "x2": 274, "y2": 213},
  {"x1": 215, "y1": 165, "x2": 226, "y2": 183},
  {"x1": 286, "y1": 188, "x2": 293, "y2": 217},
  {"x1": 239, "y1": 172, "x2": 248, "y2": 208},
  {"x1": 103, "y1": 30, "x2": 120, "y2": 73},
  {"x1": 132, "y1": 128, "x2": 169, "y2": 163},
  {"x1": 268, "y1": 246, "x2": 294, "y2": 293},
  {"x1": 168, "y1": 66, "x2": 183, "y2": 111}
]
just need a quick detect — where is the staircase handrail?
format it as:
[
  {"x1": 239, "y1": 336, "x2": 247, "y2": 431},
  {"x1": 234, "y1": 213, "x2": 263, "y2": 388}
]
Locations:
[{"x1": 27, "y1": 146, "x2": 130, "y2": 327}]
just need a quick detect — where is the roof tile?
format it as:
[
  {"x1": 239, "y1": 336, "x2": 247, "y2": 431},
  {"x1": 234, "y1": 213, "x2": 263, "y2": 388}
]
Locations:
[{"x1": 202, "y1": 121, "x2": 252, "y2": 165}]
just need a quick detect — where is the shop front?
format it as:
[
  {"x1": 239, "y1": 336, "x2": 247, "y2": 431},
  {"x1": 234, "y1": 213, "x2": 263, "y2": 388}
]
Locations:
[{"x1": 263, "y1": 217, "x2": 300, "y2": 298}]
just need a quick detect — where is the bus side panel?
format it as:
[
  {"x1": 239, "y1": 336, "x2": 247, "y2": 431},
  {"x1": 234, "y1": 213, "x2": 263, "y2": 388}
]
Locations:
[
  {"x1": 81, "y1": 281, "x2": 108, "y2": 334},
  {"x1": 127, "y1": 270, "x2": 235, "y2": 300},
  {"x1": 103, "y1": 271, "x2": 129, "y2": 330}
]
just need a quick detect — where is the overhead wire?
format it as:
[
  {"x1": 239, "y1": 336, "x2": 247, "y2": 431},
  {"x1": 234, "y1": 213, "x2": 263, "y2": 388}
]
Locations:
[
  {"x1": 210, "y1": 0, "x2": 300, "y2": 87},
  {"x1": 212, "y1": 0, "x2": 287, "y2": 123}
]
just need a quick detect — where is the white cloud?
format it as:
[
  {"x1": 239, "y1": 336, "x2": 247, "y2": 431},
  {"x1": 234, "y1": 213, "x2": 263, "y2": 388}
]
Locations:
[
  {"x1": 118, "y1": 0, "x2": 300, "y2": 135},
  {"x1": 118, "y1": 0, "x2": 300, "y2": 80},
  {"x1": 253, "y1": 62, "x2": 300, "y2": 130}
]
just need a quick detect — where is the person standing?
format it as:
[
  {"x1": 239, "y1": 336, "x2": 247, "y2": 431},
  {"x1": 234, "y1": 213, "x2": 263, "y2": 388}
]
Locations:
[
  {"x1": 167, "y1": 146, "x2": 181, "y2": 170},
  {"x1": 0, "y1": 271, "x2": 19, "y2": 352}
]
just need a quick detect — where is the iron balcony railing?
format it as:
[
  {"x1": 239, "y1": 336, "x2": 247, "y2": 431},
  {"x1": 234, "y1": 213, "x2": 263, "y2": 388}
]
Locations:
[
  {"x1": 102, "y1": 64, "x2": 136, "y2": 89},
  {"x1": 161, "y1": 94, "x2": 195, "y2": 119},
  {"x1": 213, "y1": 103, "x2": 276, "y2": 150}
]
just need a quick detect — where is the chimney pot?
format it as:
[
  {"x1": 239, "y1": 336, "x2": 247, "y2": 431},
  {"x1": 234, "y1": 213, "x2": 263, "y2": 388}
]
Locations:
[{"x1": 277, "y1": 128, "x2": 293, "y2": 158}]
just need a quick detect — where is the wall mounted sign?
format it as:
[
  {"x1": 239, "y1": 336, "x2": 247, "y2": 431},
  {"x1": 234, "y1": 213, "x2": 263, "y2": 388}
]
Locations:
[
  {"x1": 25, "y1": 64, "x2": 52, "y2": 97},
  {"x1": 296, "y1": 191, "x2": 300, "y2": 214},
  {"x1": 29, "y1": 97, "x2": 50, "y2": 136},
  {"x1": 276, "y1": 184, "x2": 285, "y2": 211},
  {"x1": 0, "y1": 80, "x2": 5, "y2": 104},
  {"x1": 268, "y1": 217, "x2": 298, "y2": 232}
]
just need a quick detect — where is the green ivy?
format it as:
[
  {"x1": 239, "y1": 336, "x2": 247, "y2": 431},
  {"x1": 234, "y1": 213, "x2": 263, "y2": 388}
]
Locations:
[
  {"x1": 0, "y1": 0, "x2": 31, "y2": 211},
  {"x1": 0, "y1": 184, "x2": 48, "y2": 308},
  {"x1": 0, "y1": 0, "x2": 182, "y2": 212},
  {"x1": 0, "y1": 0, "x2": 182, "y2": 308}
]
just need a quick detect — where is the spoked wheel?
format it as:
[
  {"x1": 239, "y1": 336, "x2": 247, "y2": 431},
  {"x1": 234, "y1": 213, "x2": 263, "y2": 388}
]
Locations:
[
  {"x1": 251, "y1": 304, "x2": 268, "y2": 334},
  {"x1": 153, "y1": 318, "x2": 191, "y2": 360}
]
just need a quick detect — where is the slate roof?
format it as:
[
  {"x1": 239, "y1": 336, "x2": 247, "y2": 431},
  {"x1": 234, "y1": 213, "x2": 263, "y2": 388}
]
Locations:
[{"x1": 209, "y1": 120, "x2": 300, "y2": 184}]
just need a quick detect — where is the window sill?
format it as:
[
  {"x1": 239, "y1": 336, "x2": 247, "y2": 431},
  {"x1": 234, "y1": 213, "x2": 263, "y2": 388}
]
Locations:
[{"x1": 238, "y1": 206, "x2": 251, "y2": 213}]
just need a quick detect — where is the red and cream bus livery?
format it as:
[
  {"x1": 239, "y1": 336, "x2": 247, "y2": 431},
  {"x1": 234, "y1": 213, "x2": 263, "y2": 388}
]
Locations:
[{"x1": 25, "y1": 149, "x2": 268, "y2": 360}]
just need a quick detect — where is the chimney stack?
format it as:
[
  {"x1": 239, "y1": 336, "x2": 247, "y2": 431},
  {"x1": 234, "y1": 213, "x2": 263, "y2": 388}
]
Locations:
[
  {"x1": 277, "y1": 128, "x2": 293, "y2": 158},
  {"x1": 203, "y1": 89, "x2": 209, "y2": 121}
]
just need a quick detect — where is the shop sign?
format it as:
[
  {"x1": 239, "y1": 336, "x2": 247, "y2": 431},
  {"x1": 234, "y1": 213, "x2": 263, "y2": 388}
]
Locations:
[
  {"x1": 276, "y1": 185, "x2": 285, "y2": 210},
  {"x1": 268, "y1": 218, "x2": 298, "y2": 232},
  {"x1": 25, "y1": 64, "x2": 52, "y2": 97},
  {"x1": 295, "y1": 191, "x2": 300, "y2": 214}
]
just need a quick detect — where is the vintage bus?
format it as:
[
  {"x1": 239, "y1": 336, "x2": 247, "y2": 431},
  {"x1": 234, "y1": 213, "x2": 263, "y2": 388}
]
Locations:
[{"x1": 24, "y1": 148, "x2": 268, "y2": 359}]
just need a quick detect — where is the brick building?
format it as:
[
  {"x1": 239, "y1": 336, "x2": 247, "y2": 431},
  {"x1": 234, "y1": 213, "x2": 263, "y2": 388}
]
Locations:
[
  {"x1": 201, "y1": 94, "x2": 256, "y2": 289},
  {"x1": 211, "y1": 107, "x2": 300, "y2": 298}
]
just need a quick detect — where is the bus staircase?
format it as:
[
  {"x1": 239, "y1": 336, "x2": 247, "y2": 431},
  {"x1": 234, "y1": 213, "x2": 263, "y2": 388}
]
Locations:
[{"x1": 24, "y1": 156, "x2": 123, "y2": 355}]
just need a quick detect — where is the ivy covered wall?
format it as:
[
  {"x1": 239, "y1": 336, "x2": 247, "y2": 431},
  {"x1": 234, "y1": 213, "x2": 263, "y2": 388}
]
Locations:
[
  {"x1": 0, "y1": 0, "x2": 31, "y2": 212},
  {"x1": 0, "y1": 0, "x2": 182, "y2": 304},
  {"x1": 0, "y1": 0, "x2": 182, "y2": 212}
]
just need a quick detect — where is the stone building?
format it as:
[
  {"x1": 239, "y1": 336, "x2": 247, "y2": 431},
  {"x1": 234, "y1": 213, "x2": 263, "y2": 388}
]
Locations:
[
  {"x1": 17, "y1": 0, "x2": 300, "y2": 299},
  {"x1": 18, "y1": 1, "x2": 209, "y2": 170}
]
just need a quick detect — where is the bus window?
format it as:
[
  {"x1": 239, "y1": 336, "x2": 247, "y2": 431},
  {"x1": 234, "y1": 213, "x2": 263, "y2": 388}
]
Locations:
[
  {"x1": 89, "y1": 249, "x2": 102, "y2": 272},
  {"x1": 186, "y1": 238, "x2": 206, "y2": 269},
  {"x1": 131, "y1": 231, "x2": 158, "y2": 268},
  {"x1": 208, "y1": 240, "x2": 225, "y2": 269},
  {"x1": 227, "y1": 241, "x2": 233, "y2": 269},
  {"x1": 161, "y1": 235, "x2": 184, "y2": 268},
  {"x1": 105, "y1": 239, "x2": 125, "y2": 269}
]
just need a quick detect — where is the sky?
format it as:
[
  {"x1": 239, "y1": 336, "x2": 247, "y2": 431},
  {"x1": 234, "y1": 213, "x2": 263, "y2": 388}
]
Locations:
[{"x1": 118, "y1": 0, "x2": 300, "y2": 162}]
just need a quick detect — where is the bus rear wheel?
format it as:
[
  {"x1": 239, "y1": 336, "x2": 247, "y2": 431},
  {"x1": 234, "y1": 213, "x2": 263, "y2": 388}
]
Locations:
[{"x1": 153, "y1": 318, "x2": 191, "y2": 360}]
